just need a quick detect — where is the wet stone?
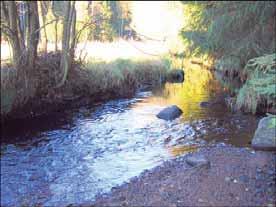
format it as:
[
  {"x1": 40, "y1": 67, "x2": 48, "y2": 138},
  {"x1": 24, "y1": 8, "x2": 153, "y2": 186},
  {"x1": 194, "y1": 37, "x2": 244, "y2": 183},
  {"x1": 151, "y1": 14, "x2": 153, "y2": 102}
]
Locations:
[
  {"x1": 252, "y1": 117, "x2": 276, "y2": 150},
  {"x1": 199, "y1": 102, "x2": 210, "y2": 108},
  {"x1": 239, "y1": 175, "x2": 250, "y2": 183},
  {"x1": 186, "y1": 155, "x2": 210, "y2": 168},
  {"x1": 225, "y1": 177, "x2": 231, "y2": 182},
  {"x1": 156, "y1": 105, "x2": 183, "y2": 121}
]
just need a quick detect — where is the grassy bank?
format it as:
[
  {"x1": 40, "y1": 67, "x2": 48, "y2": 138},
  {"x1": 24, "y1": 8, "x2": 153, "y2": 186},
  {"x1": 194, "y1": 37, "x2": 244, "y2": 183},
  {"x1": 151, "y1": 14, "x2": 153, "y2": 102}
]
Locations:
[
  {"x1": 1, "y1": 53, "x2": 170, "y2": 121},
  {"x1": 214, "y1": 53, "x2": 276, "y2": 114}
]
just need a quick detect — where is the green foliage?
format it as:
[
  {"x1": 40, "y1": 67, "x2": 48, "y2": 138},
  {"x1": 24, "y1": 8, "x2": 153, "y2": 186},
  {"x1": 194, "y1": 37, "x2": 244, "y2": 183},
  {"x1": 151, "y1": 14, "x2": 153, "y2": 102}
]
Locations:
[
  {"x1": 180, "y1": 2, "x2": 276, "y2": 114},
  {"x1": 85, "y1": 1, "x2": 132, "y2": 42},
  {"x1": 236, "y1": 54, "x2": 276, "y2": 114},
  {"x1": 268, "y1": 117, "x2": 276, "y2": 129},
  {"x1": 52, "y1": 1, "x2": 67, "y2": 18},
  {"x1": 181, "y1": 1, "x2": 276, "y2": 64},
  {"x1": 107, "y1": 1, "x2": 132, "y2": 37}
]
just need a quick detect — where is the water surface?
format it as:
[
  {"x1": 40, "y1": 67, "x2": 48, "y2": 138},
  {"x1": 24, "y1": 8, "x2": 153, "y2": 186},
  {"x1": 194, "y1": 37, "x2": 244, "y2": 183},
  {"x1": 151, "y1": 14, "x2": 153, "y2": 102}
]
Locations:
[{"x1": 1, "y1": 68, "x2": 258, "y2": 206}]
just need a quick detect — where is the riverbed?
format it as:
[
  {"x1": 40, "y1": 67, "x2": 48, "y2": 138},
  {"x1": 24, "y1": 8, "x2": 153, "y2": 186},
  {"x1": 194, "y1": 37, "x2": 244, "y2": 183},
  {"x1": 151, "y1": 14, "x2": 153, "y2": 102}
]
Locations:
[{"x1": 1, "y1": 68, "x2": 259, "y2": 206}]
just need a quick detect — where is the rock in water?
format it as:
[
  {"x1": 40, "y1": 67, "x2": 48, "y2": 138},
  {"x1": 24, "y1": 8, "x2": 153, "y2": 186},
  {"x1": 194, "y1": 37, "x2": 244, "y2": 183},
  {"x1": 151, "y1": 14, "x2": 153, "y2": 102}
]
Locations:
[
  {"x1": 156, "y1": 105, "x2": 183, "y2": 121},
  {"x1": 199, "y1": 101, "x2": 210, "y2": 108},
  {"x1": 252, "y1": 117, "x2": 276, "y2": 150},
  {"x1": 186, "y1": 155, "x2": 210, "y2": 168},
  {"x1": 166, "y1": 69, "x2": 184, "y2": 83}
]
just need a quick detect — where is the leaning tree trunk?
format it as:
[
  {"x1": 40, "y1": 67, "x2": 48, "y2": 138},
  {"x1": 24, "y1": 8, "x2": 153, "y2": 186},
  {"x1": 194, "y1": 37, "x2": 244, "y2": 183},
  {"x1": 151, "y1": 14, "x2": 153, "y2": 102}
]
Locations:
[
  {"x1": 26, "y1": 1, "x2": 40, "y2": 68},
  {"x1": 56, "y1": 1, "x2": 76, "y2": 88}
]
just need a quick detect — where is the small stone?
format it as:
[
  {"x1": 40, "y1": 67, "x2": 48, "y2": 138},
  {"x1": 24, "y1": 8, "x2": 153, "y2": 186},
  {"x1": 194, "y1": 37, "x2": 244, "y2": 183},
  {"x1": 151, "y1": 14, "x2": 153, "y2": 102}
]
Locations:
[
  {"x1": 239, "y1": 175, "x2": 250, "y2": 183},
  {"x1": 256, "y1": 168, "x2": 262, "y2": 173},
  {"x1": 245, "y1": 188, "x2": 249, "y2": 192},
  {"x1": 186, "y1": 155, "x2": 210, "y2": 168},
  {"x1": 200, "y1": 101, "x2": 210, "y2": 108},
  {"x1": 268, "y1": 169, "x2": 275, "y2": 175},
  {"x1": 198, "y1": 198, "x2": 204, "y2": 203},
  {"x1": 225, "y1": 177, "x2": 231, "y2": 182},
  {"x1": 235, "y1": 196, "x2": 240, "y2": 201},
  {"x1": 233, "y1": 179, "x2": 238, "y2": 183}
]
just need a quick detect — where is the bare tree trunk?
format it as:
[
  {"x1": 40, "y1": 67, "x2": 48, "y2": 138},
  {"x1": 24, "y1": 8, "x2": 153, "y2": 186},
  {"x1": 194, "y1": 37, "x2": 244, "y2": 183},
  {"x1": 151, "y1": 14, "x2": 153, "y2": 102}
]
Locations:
[
  {"x1": 56, "y1": 1, "x2": 76, "y2": 88},
  {"x1": 70, "y1": 6, "x2": 76, "y2": 58},
  {"x1": 18, "y1": 2, "x2": 26, "y2": 52},
  {"x1": 40, "y1": 1, "x2": 48, "y2": 53},
  {"x1": 26, "y1": 1, "x2": 40, "y2": 68},
  {"x1": 54, "y1": 19, "x2": 59, "y2": 51}
]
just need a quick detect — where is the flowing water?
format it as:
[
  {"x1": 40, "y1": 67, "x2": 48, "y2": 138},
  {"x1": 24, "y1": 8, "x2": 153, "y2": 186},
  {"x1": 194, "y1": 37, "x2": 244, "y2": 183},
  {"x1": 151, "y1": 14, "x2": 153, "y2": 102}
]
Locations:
[{"x1": 1, "y1": 68, "x2": 258, "y2": 206}]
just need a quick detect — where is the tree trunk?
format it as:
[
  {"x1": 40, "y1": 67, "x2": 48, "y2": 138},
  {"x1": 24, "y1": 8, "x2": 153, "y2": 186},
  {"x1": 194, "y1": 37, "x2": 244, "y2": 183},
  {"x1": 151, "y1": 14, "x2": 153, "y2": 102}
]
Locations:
[
  {"x1": 3, "y1": 1, "x2": 23, "y2": 67},
  {"x1": 40, "y1": 1, "x2": 48, "y2": 53},
  {"x1": 70, "y1": 6, "x2": 76, "y2": 58},
  {"x1": 56, "y1": 1, "x2": 76, "y2": 88},
  {"x1": 26, "y1": 1, "x2": 40, "y2": 68},
  {"x1": 55, "y1": 19, "x2": 58, "y2": 51}
]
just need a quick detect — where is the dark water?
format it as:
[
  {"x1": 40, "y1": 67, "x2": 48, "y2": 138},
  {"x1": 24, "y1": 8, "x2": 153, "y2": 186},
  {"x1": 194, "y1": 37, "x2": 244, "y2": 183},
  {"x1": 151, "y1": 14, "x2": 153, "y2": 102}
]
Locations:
[{"x1": 1, "y1": 68, "x2": 258, "y2": 206}]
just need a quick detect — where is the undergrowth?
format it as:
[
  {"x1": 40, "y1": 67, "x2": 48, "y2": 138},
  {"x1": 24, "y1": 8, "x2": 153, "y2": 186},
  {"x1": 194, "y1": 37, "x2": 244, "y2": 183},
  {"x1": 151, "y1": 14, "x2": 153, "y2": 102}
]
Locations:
[
  {"x1": 68, "y1": 58, "x2": 170, "y2": 97},
  {"x1": 236, "y1": 54, "x2": 276, "y2": 114}
]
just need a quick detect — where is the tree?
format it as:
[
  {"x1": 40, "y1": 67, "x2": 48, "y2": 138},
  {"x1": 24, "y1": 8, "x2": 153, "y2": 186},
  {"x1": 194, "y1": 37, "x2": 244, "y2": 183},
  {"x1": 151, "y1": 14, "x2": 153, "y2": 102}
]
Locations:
[
  {"x1": 56, "y1": 1, "x2": 77, "y2": 88},
  {"x1": 1, "y1": 1, "x2": 40, "y2": 68},
  {"x1": 26, "y1": 1, "x2": 40, "y2": 68},
  {"x1": 39, "y1": 1, "x2": 50, "y2": 52},
  {"x1": 1, "y1": 1, "x2": 23, "y2": 67},
  {"x1": 180, "y1": 1, "x2": 276, "y2": 64}
]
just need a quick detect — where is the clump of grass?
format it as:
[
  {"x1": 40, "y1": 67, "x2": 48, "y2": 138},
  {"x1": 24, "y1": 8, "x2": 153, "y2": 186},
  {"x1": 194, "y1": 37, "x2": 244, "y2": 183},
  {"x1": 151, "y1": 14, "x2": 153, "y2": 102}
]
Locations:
[
  {"x1": 236, "y1": 54, "x2": 276, "y2": 114},
  {"x1": 214, "y1": 56, "x2": 242, "y2": 78},
  {"x1": 69, "y1": 58, "x2": 170, "y2": 98}
]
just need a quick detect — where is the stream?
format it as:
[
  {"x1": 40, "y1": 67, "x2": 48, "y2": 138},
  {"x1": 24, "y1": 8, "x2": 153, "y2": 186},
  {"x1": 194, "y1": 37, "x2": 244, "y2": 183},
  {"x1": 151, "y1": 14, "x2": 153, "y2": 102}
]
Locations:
[{"x1": 1, "y1": 68, "x2": 258, "y2": 206}]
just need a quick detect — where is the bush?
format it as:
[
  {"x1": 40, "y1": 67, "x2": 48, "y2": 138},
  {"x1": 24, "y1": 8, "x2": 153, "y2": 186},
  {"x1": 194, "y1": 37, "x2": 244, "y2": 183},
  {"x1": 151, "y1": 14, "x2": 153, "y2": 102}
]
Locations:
[{"x1": 236, "y1": 54, "x2": 276, "y2": 114}]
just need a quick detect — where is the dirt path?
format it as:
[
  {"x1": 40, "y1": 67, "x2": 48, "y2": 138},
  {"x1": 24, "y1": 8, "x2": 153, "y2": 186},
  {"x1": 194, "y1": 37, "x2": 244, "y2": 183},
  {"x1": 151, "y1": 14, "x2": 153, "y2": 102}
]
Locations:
[{"x1": 90, "y1": 145, "x2": 275, "y2": 207}]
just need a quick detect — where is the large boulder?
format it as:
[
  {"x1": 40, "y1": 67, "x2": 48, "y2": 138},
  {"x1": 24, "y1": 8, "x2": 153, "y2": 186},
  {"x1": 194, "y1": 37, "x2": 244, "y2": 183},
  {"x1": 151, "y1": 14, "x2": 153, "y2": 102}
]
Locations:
[
  {"x1": 252, "y1": 117, "x2": 276, "y2": 150},
  {"x1": 157, "y1": 105, "x2": 183, "y2": 121}
]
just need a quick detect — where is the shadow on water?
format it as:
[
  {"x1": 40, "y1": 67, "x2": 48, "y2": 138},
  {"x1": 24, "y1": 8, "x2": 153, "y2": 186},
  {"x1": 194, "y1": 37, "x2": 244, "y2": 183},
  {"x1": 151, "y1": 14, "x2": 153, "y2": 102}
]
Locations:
[{"x1": 1, "y1": 67, "x2": 258, "y2": 206}]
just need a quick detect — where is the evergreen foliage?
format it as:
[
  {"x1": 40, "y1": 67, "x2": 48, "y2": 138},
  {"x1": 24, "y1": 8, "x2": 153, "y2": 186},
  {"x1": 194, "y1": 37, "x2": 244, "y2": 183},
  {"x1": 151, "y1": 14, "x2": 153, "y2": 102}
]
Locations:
[
  {"x1": 236, "y1": 54, "x2": 276, "y2": 114},
  {"x1": 181, "y1": 1, "x2": 276, "y2": 66},
  {"x1": 180, "y1": 2, "x2": 276, "y2": 114}
]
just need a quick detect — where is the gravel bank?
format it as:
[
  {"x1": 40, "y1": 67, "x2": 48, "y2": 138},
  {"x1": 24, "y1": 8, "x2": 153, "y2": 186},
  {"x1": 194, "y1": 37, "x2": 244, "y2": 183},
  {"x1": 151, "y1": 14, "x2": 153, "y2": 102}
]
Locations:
[{"x1": 91, "y1": 145, "x2": 276, "y2": 207}]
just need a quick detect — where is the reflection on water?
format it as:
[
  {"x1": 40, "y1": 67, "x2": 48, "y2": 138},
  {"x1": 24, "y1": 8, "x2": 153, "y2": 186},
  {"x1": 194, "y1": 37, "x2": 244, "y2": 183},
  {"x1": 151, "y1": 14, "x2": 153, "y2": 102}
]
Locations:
[
  {"x1": 145, "y1": 67, "x2": 222, "y2": 120},
  {"x1": 1, "y1": 68, "x2": 258, "y2": 206}
]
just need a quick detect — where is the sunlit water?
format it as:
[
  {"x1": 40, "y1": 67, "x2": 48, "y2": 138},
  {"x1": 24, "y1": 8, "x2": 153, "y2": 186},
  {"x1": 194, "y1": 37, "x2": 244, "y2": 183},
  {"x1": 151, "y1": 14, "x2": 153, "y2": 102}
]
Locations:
[{"x1": 1, "y1": 69, "x2": 258, "y2": 206}]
